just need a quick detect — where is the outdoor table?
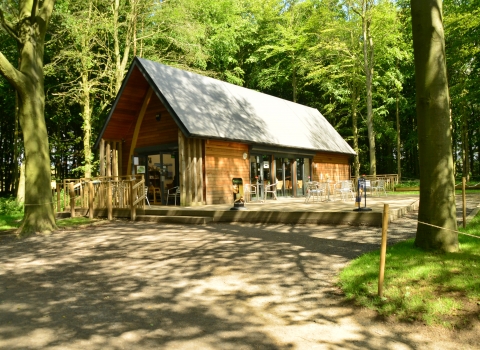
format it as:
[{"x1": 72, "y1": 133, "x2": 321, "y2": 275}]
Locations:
[
  {"x1": 255, "y1": 182, "x2": 264, "y2": 202},
  {"x1": 319, "y1": 180, "x2": 333, "y2": 201}
]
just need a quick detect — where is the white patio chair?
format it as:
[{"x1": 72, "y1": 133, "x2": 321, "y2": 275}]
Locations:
[
  {"x1": 243, "y1": 184, "x2": 257, "y2": 202},
  {"x1": 335, "y1": 181, "x2": 355, "y2": 201},
  {"x1": 144, "y1": 186, "x2": 151, "y2": 208},
  {"x1": 264, "y1": 182, "x2": 278, "y2": 200},
  {"x1": 305, "y1": 182, "x2": 324, "y2": 203},
  {"x1": 167, "y1": 186, "x2": 180, "y2": 206},
  {"x1": 372, "y1": 179, "x2": 387, "y2": 196}
]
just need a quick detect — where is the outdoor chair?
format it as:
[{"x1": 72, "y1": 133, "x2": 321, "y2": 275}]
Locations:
[
  {"x1": 305, "y1": 181, "x2": 323, "y2": 203},
  {"x1": 276, "y1": 180, "x2": 284, "y2": 196},
  {"x1": 243, "y1": 184, "x2": 257, "y2": 202},
  {"x1": 334, "y1": 181, "x2": 355, "y2": 201},
  {"x1": 167, "y1": 186, "x2": 180, "y2": 206},
  {"x1": 264, "y1": 182, "x2": 278, "y2": 200},
  {"x1": 144, "y1": 186, "x2": 151, "y2": 208},
  {"x1": 372, "y1": 179, "x2": 387, "y2": 196}
]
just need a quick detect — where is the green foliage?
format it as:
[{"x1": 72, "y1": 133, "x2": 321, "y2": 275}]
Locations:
[
  {"x1": 0, "y1": 197, "x2": 23, "y2": 216},
  {"x1": 1, "y1": 0, "x2": 479, "y2": 192},
  {"x1": 339, "y1": 212, "x2": 480, "y2": 328}
]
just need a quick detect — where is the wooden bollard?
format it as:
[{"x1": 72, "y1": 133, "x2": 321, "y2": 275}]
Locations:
[
  {"x1": 378, "y1": 204, "x2": 389, "y2": 298},
  {"x1": 88, "y1": 181, "x2": 94, "y2": 220},
  {"x1": 462, "y1": 177, "x2": 466, "y2": 228},
  {"x1": 107, "y1": 180, "x2": 113, "y2": 221},
  {"x1": 56, "y1": 183, "x2": 61, "y2": 212},
  {"x1": 69, "y1": 182, "x2": 75, "y2": 218},
  {"x1": 130, "y1": 180, "x2": 136, "y2": 221}
]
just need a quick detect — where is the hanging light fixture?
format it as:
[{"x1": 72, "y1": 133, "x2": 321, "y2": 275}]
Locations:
[{"x1": 155, "y1": 113, "x2": 162, "y2": 122}]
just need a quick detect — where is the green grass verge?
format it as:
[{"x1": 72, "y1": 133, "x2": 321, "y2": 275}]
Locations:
[
  {"x1": 339, "y1": 213, "x2": 480, "y2": 328},
  {"x1": 0, "y1": 213, "x2": 24, "y2": 230},
  {"x1": 56, "y1": 217, "x2": 99, "y2": 228}
]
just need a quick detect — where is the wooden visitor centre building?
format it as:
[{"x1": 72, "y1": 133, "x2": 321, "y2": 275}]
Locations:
[{"x1": 95, "y1": 57, "x2": 356, "y2": 206}]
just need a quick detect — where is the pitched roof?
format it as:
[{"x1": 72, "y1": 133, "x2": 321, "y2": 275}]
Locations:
[{"x1": 99, "y1": 57, "x2": 356, "y2": 155}]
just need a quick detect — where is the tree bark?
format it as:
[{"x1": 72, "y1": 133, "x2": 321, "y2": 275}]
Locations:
[
  {"x1": 396, "y1": 91, "x2": 401, "y2": 181},
  {"x1": 410, "y1": 0, "x2": 458, "y2": 252},
  {"x1": 0, "y1": 0, "x2": 57, "y2": 235},
  {"x1": 360, "y1": 0, "x2": 376, "y2": 176},
  {"x1": 352, "y1": 85, "x2": 360, "y2": 178}
]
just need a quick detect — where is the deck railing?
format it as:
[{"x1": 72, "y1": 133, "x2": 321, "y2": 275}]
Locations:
[
  {"x1": 54, "y1": 175, "x2": 146, "y2": 220},
  {"x1": 350, "y1": 174, "x2": 399, "y2": 191}
]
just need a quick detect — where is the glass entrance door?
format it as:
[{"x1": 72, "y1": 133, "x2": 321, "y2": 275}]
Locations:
[{"x1": 275, "y1": 158, "x2": 293, "y2": 197}]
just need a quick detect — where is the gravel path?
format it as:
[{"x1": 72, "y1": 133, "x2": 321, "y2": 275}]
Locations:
[{"x1": 0, "y1": 195, "x2": 479, "y2": 350}]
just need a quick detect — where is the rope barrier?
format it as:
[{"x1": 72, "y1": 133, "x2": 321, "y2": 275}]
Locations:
[
  {"x1": 24, "y1": 201, "x2": 55, "y2": 206},
  {"x1": 400, "y1": 215, "x2": 480, "y2": 239}
]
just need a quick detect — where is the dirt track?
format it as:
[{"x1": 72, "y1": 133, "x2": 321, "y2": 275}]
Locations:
[{"x1": 0, "y1": 196, "x2": 479, "y2": 350}]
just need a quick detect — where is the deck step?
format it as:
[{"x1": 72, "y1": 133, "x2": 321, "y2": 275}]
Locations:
[{"x1": 135, "y1": 215, "x2": 213, "y2": 225}]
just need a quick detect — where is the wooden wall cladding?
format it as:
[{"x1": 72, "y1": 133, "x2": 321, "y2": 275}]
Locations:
[
  {"x1": 205, "y1": 140, "x2": 249, "y2": 205},
  {"x1": 136, "y1": 94, "x2": 178, "y2": 149},
  {"x1": 115, "y1": 90, "x2": 179, "y2": 176},
  {"x1": 102, "y1": 67, "x2": 149, "y2": 141},
  {"x1": 178, "y1": 133, "x2": 203, "y2": 206},
  {"x1": 312, "y1": 152, "x2": 351, "y2": 182}
]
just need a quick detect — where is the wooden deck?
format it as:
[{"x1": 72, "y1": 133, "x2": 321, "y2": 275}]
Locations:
[{"x1": 60, "y1": 194, "x2": 420, "y2": 227}]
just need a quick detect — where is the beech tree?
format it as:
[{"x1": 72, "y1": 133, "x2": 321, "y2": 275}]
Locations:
[
  {"x1": 410, "y1": 0, "x2": 458, "y2": 252},
  {"x1": 0, "y1": 0, "x2": 57, "y2": 235}
]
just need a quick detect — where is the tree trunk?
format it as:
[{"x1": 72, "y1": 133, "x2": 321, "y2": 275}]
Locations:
[
  {"x1": 410, "y1": 0, "x2": 458, "y2": 252},
  {"x1": 462, "y1": 109, "x2": 469, "y2": 181},
  {"x1": 17, "y1": 162, "x2": 25, "y2": 204},
  {"x1": 113, "y1": 0, "x2": 133, "y2": 94},
  {"x1": 81, "y1": 72, "x2": 93, "y2": 179},
  {"x1": 352, "y1": 85, "x2": 360, "y2": 178},
  {"x1": 361, "y1": 1, "x2": 376, "y2": 176},
  {"x1": 0, "y1": 0, "x2": 57, "y2": 235},
  {"x1": 396, "y1": 91, "x2": 401, "y2": 181}
]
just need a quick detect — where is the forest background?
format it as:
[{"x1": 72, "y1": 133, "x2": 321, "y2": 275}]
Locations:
[{"x1": 0, "y1": 0, "x2": 479, "y2": 195}]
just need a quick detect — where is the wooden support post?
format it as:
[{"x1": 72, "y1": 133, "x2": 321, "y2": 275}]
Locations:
[
  {"x1": 179, "y1": 130, "x2": 186, "y2": 206},
  {"x1": 378, "y1": 204, "x2": 390, "y2": 298},
  {"x1": 69, "y1": 182, "x2": 75, "y2": 218},
  {"x1": 107, "y1": 180, "x2": 113, "y2": 221},
  {"x1": 197, "y1": 139, "x2": 203, "y2": 205},
  {"x1": 118, "y1": 141, "x2": 123, "y2": 176},
  {"x1": 88, "y1": 181, "x2": 94, "y2": 220},
  {"x1": 106, "y1": 142, "x2": 112, "y2": 177},
  {"x1": 130, "y1": 180, "x2": 136, "y2": 221},
  {"x1": 56, "y1": 183, "x2": 61, "y2": 212},
  {"x1": 462, "y1": 177, "x2": 466, "y2": 228},
  {"x1": 127, "y1": 87, "x2": 153, "y2": 175},
  {"x1": 63, "y1": 182, "x2": 67, "y2": 213},
  {"x1": 113, "y1": 142, "x2": 118, "y2": 179},
  {"x1": 99, "y1": 139, "x2": 105, "y2": 177}
]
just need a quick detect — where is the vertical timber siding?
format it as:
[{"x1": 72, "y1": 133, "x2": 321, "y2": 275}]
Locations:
[
  {"x1": 312, "y1": 152, "x2": 351, "y2": 182},
  {"x1": 178, "y1": 131, "x2": 204, "y2": 206},
  {"x1": 205, "y1": 140, "x2": 249, "y2": 205}
]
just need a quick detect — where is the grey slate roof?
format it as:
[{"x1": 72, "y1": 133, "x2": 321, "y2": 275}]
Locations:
[{"x1": 138, "y1": 58, "x2": 355, "y2": 155}]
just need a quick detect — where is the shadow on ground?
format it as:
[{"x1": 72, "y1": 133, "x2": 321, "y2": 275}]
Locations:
[{"x1": 0, "y1": 218, "x2": 475, "y2": 349}]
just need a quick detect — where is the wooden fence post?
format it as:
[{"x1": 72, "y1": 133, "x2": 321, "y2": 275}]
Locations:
[
  {"x1": 88, "y1": 181, "x2": 94, "y2": 220},
  {"x1": 107, "y1": 180, "x2": 113, "y2": 221},
  {"x1": 130, "y1": 180, "x2": 136, "y2": 221},
  {"x1": 56, "y1": 183, "x2": 61, "y2": 212},
  {"x1": 462, "y1": 177, "x2": 466, "y2": 228},
  {"x1": 69, "y1": 182, "x2": 75, "y2": 218},
  {"x1": 378, "y1": 204, "x2": 390, "y2": 298}
]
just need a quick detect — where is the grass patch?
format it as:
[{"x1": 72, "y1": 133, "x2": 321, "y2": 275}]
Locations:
[
  {"x1": 0, "y1": 213, "x2": 23, "y2": 230},
  {"x1": 339, "y1": 213, "x2": 480, "y2": 328},
  {"x1": 56, "y1": 217, "x2": 98, "y2": 228},
  {"x1": 0, "y1": 197, "x2": 99, "y2": 231}
]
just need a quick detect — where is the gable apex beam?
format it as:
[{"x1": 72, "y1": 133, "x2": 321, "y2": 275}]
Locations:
[{"x1": 127, "y1": 87, "x2": 153, "y2": 174}]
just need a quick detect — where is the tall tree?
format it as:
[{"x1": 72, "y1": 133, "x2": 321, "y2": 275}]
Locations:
[
  {"x1": 347, "y1": 0, "x2": 376, "y2": 176},
  {"x1": 0, "y1": 0, "x2": 57, "y2": 235},
  {"x1": 410, "y1": 0, "x2": 458, "y2": 252}
]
